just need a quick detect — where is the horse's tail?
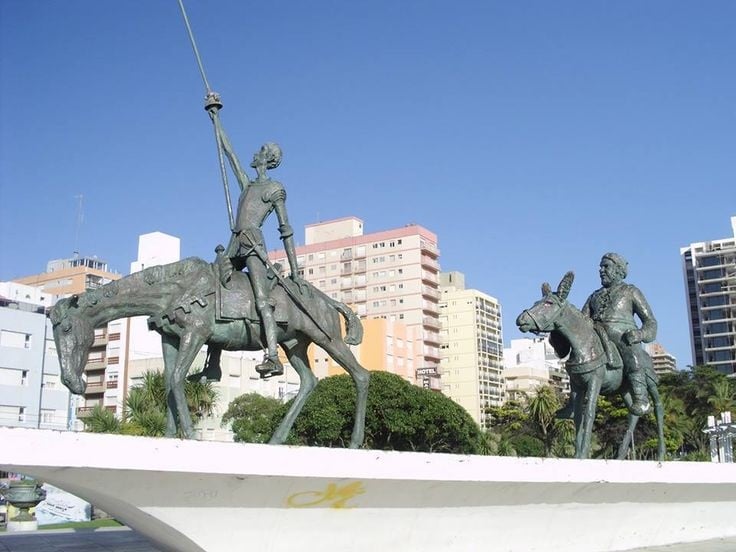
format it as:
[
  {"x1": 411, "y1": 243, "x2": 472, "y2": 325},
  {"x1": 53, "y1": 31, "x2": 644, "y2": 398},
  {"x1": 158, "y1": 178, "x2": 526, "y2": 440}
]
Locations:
[{"x1": 329, "y1": 299, "x2": 364, "y2": 345}]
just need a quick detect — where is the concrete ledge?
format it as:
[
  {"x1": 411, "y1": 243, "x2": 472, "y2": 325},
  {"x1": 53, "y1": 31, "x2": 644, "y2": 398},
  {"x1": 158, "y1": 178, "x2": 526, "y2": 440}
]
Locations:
[{"x1": 1, "y1": 428, "x2": 734, "y2": 552}]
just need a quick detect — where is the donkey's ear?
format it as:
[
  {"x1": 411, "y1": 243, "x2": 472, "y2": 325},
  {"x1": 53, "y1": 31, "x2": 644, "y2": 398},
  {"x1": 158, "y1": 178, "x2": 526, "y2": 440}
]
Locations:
[
  {"x1": 541, "y1": 282, "x2": 552, "y2": 296},
  {"x1": 557, "y1": 271, "x2": 575, "y2": 300}
]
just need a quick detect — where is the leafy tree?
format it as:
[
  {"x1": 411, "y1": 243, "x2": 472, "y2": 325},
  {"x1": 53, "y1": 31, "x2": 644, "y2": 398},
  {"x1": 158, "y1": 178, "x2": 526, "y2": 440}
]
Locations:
[
  {"x1": 509, "y1": 434, "x2": 544, "y2": 457},
  {"x1": 486, "y1": 391, "x2": 573, "y2": 458},
  {"x1": 252, "y1": 372, "x2": 484, "y2": 454},
  {"x1": 658, "y1": 365, "x2": 734, "y2": 458},
  {"x1": 222, "y1": 393, "x2": 283, "y2": 443}
]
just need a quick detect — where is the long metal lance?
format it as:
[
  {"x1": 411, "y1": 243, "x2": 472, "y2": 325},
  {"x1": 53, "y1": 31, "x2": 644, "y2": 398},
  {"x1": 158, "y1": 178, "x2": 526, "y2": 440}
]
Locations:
[
  {"x1": 177, "y1": 0, "x2": 235, "y2": 231},
  {"x1": 177, "y1": 0, "x2": 212, "y2": 94}
]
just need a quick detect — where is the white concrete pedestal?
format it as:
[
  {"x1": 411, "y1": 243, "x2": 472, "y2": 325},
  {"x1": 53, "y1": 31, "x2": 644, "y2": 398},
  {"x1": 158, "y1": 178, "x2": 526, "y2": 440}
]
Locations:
[
  {"x1": 1, "y1": 428, "x2": 735, "y2": 552},
  {"x1": 5, "y1": 520, "x2": 38, "y2": 532}
]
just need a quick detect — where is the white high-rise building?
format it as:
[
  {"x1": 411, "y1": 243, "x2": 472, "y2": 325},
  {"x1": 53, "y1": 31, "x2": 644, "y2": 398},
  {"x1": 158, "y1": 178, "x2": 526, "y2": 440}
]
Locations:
[
  {"x1": 438, "y1": 271, "x2": 503, "y2": 427},
  {"x1": 681, "y1": 216, "x2": 736, "y2": 375},
  {"x1": 503, "y1": 337, "x2": 570, "y2": 402}
]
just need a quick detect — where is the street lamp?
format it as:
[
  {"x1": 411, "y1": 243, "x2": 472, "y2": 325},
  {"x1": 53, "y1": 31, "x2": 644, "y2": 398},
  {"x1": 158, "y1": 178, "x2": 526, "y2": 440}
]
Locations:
[{"x1": 703, "y1": 411, "x2": 735, "y2": 463}]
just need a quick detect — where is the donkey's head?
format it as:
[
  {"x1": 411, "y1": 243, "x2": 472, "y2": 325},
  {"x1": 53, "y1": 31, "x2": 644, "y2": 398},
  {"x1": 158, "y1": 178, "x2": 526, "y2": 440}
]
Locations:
[{"x1": 516, "y1": 271, "x2": 575, "y2": 334}]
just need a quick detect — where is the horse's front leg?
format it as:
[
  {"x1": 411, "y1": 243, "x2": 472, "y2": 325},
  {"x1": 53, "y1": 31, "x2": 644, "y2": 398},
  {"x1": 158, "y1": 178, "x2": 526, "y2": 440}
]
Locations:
[
  {"x1": 161, "y1": 335, "x2": 179, "y2": 437},
  {"x1": 168, "y1": 330, "x2": 208, "y2": 439}
]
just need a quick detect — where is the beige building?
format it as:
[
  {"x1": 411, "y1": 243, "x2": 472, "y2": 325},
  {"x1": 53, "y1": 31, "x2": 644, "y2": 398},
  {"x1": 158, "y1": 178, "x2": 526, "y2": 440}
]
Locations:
[
  {"x1": 438, "y1": 271, "x2": 503, "y2": 427},
  {"x1": 270, "y1": 217, "x2": 441, "y2": 386},
  {"x1": 15, "y1": 256, "x2": 119, "y2": 297},
  {"x1": 503, "y1": 337, "x2": 570, "y2": 402},
  {"x1": 645, "y1": 342, "x2": 677, "y2": 375}
]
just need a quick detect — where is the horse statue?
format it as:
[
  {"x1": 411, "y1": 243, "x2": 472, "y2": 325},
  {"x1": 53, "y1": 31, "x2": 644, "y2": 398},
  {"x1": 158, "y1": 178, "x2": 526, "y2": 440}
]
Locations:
[
  {"x1": 515, "y1": 272, "x2": 664, "y2": 460},
  {"x1": 50, "y1": 257, "x2": 370, "y2": 447}
]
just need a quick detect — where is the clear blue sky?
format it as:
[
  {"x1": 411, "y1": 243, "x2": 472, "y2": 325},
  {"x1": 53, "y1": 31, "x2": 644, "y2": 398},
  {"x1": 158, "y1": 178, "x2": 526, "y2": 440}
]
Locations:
[{"x1": 1, "y1": 1, "x2": 734, "y2": 369}]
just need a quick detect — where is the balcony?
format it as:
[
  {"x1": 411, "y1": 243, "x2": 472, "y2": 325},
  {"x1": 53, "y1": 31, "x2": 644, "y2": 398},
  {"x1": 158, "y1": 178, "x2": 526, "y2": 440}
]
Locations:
[
  {"x1": 423, "y1": 331, "x2": 441, "y2": 345},
  {"x1": 423, "y1": 316, "x2": 440, "y2": 329},
  {"x1": 422, "y1": 285, "x2": 440, "y2": 300},
  {"x1": 420, "y1": 240, "x2": 440, "y2": 258},
  {"x1": 85, "y1": 381, "x2": 105, "y2": 394},
  {"x1": 76, "y1": 405, "x2": 116, "y2": 418},
  {"x1": 421, "y1": 255, "x2": 440, "y2": 271},
  {"x1": 85, "y1": 361, "x2": 107, "y2": 371}
]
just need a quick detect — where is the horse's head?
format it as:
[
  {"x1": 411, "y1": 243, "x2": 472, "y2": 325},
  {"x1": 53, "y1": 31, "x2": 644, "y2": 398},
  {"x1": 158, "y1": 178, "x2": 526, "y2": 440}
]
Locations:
[
  {"x1": 49, "y1": 295, "x2": 94, "y2": 395},
  {"x1": 516, "y1": 271, "x2": 575, "y2": 334}
]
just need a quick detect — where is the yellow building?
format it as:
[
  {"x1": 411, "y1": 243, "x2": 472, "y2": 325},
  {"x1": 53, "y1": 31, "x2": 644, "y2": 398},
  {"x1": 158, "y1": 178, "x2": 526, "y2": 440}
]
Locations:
[{"x1": 438, "y1": 271, "x2": 503, "y2": 427}]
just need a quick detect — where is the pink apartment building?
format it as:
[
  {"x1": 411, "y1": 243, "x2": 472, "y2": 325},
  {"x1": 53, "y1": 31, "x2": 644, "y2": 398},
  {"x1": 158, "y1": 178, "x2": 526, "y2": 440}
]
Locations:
[{"x1": 269, "y1": 217, "x2": 441, "y2": 386}]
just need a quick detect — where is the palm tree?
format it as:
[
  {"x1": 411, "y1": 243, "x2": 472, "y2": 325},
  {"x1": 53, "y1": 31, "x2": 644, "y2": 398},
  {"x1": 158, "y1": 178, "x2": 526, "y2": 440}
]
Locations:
[
  {"x1": 527, "y1": 386, "x2": 559, "y2": 456},
  {"x1": 185, "y1": 378, "x2": 219, "y2": 420},
  {"x1": 123, "y1": 370, "x2": 219, "y2": 437},
  {"x1": 82, "y1": 404, "x2": 120, "y2": 433},
  {"x1": 707, "y1": 380, "x2": 736, "y2": 415}
]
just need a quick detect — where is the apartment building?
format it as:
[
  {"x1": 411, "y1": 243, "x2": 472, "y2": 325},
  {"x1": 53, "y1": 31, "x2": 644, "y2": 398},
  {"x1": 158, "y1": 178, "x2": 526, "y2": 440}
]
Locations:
[
  {"x1": 645, "y1": 343, "x2": 677, "y2": 376},
  {"x1": 0, "y1": 282, "x2": 71, "y2": 430},
  {"x1": 270, "y1": 217, "x2": 441, "y2": 384},
  {"x1": 438, "y1": 271, "x2": 503, "y2": 427},
  {"x1": 15, "y1": 256, "x2": 119, "y2": 296},
  {"x1": 14, "y1": 256, "x2": 121, "y2": 423},
  {"x1": 503, "y1": 337, "x2": 570, "y2": 402},
  {"x1": 681, "y1": 216, "x2": 736, "y2": 375}
]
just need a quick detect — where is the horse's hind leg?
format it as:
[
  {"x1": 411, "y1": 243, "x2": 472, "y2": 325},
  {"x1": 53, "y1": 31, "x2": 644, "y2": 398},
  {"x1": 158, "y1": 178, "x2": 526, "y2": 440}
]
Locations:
[
  {"x1": 269, "y1": 337, "x2": 318, "y2": 445},
  {"x1": 320, "y1": 338, "x2": 370, "y2": 449}
]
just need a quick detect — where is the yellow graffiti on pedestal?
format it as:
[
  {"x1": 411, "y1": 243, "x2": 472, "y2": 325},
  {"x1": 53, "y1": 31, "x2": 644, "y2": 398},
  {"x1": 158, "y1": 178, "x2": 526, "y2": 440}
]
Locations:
[{"x1": 287, "y1": 481, "x2": 366, "y2": 509}]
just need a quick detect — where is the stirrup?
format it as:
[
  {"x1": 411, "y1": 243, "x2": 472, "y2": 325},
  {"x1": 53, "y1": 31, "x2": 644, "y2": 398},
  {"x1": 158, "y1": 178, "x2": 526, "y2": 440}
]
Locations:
[{"x1": 256, "y1": 356, "x2": 284, "y2": 379}]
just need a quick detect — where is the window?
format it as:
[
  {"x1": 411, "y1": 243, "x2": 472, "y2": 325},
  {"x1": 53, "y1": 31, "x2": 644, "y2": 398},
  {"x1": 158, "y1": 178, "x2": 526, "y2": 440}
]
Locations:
[
  {"x1": 0, "y1": 330, "x2": 32, "y2": 349},
  {"x1": 18, "y1": 406, "x2": 25, "y2": 422},
  {"x1": 21, "y1": 370, "x2": 28, "y2": 386}
]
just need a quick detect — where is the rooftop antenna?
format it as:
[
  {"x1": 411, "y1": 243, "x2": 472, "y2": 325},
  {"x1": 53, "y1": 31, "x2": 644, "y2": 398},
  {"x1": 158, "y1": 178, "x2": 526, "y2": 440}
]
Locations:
[{"x1": 73, "y1": 194, "x2": 84, "y2": 258}]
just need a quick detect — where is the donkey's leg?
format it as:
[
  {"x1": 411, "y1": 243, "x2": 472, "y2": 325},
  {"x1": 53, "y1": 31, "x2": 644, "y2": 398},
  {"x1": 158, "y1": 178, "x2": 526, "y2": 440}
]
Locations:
[
  {"x1": 617, "y1": 391, "x2": 639, "y2": 460},
  {"x1": 168, "y1": 330, "x2": 208, "y2": 439},
  {"x1": 580, "y1": 374, "x2": 603, "y2": 459},
  {"x1": 161, "y1": 335, "x2": 180, "y2": 438},
  {"x1": 648, "y1": 377, "x2": 666, "y2": 461},
  {"x1": 269, "y1": 337, "x2": 318, "y2": 445},
  {"x1": 320, "y1": 338, "x2": 370, "y2": 449},
  {"x1": 572, "y1": 385, "x2": 586, "y2": 458}
]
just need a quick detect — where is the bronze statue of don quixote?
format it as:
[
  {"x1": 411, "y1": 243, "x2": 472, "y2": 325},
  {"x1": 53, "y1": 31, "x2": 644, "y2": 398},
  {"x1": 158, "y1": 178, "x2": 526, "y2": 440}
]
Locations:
[{"x1": 50, "y1": 1, "x2": 371, "y2": 447}]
